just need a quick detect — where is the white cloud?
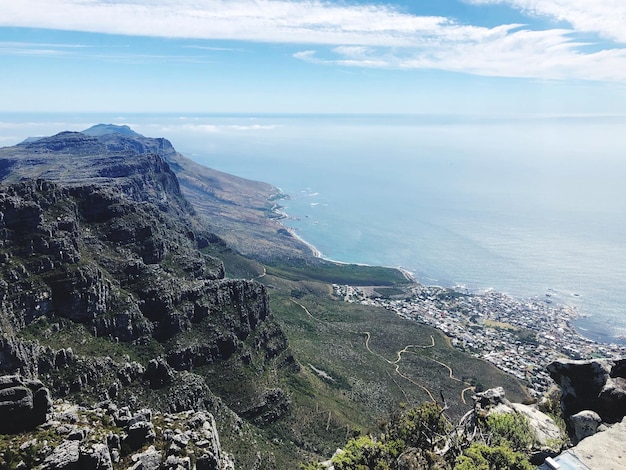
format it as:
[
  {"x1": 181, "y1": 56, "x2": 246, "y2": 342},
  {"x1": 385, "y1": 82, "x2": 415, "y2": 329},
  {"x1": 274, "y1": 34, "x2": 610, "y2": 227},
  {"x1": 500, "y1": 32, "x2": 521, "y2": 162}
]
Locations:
[
  {"x1": 466, "y1": 0, "x2": 626, "y2": 43},
  {"x1": 0, "y1": 0, "x2": 453, "y2": 47},
  {"x1": 1, "y1": 1, "x2": 626, "y2": 82},
  {"x1": 296, "y1": 25, "x2": 626, "y2": 82}
]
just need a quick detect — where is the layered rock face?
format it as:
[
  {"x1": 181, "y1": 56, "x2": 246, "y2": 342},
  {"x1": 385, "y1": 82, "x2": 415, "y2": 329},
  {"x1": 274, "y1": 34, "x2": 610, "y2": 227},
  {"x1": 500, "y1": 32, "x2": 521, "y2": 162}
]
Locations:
[
  {"x1": 0, "y1": 178, "x2": 275, "y2": 373},
  {"x1": 0, "y1": 130, "x2": 292, "y2": 463}
]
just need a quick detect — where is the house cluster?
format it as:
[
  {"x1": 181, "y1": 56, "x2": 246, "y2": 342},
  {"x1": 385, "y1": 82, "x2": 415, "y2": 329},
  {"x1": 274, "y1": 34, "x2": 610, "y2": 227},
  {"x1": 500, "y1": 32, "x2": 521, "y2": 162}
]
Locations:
[{"x1": 334, "y1": 284, "x2": 626, "y2": 396}]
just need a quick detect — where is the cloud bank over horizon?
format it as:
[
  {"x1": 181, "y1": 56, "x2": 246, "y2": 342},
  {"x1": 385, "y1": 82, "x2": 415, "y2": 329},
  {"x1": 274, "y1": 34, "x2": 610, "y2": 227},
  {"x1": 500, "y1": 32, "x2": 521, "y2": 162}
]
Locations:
[{"x1": 1, "y1": 0, "x2": 626, "y2": 82}]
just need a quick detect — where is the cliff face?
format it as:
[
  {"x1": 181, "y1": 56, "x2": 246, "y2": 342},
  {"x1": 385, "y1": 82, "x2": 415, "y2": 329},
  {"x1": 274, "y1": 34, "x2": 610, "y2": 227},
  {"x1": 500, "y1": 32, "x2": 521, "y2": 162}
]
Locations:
[
  {"x1": 0, "y1": 124, "x2": 315, "y2": 261},
  {"x1": 0, "y1": 130, "x2": 293, "y2": 459}
]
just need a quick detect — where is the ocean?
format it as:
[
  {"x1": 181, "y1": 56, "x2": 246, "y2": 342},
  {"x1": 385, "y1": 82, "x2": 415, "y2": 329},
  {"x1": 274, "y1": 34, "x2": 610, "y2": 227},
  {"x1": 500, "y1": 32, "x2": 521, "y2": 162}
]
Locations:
[{"x1": 2, "y1": 113, "x2": 626, "y2": 344}]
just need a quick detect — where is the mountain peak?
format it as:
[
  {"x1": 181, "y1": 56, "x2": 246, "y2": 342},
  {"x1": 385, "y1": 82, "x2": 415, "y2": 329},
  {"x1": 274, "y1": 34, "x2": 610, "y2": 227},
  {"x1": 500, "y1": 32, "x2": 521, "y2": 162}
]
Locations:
[{"x1": 81, "y1": 123, "x2": 143, "y2": 137}]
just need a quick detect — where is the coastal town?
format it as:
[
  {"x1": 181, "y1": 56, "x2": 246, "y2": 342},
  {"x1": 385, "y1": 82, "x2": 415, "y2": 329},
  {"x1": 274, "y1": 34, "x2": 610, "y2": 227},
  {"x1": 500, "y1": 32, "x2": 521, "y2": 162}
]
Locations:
[{"x1": 334, "y1": 283, "x2": 626, "y2": 397}]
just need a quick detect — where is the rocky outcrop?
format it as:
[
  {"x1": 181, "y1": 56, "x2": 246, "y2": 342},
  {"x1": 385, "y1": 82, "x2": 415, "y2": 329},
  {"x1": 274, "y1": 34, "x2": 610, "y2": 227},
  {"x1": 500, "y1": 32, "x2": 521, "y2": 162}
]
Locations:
[
  {"x1": 0, "y1": 374, "x2": 52, "y2": 433},
  {"x1": 0, "y1": 399, "x2": 232, "y2": 470},
  {"x1": 241, "y1": 388, "x2": 291, "y2": 426},
  {"x1": 570, "y1": 409, "x2": 602, "y2": 443},
  {"x1": 542, "y1": 416, "x2": 626, "y2": 470},
  {"x1": 547, "y1": 358, "x2": 626, "y2": 425},
  {"x1": 472, "y1": 387, "x2": 566, "y2": 456}
]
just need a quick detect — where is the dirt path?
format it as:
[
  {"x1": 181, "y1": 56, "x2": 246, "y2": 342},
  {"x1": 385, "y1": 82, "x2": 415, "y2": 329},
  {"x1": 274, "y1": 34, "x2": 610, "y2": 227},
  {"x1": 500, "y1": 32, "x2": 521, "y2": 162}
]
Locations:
[
  {"x1": 291, "y1": 300, "x2": 472, "y2": 406},
  {"x1": 363, "y1": 331, "x2": 438, "y2": 403},
  {"x1": 292, "y1": 299, "x2": 318, "y2": 321},
  {"x1": 364, "y1": 331, "x2": 475, "y2": 404},
  {"x1": 461, "y1": 386, "x2": 475, "y2": 405}
]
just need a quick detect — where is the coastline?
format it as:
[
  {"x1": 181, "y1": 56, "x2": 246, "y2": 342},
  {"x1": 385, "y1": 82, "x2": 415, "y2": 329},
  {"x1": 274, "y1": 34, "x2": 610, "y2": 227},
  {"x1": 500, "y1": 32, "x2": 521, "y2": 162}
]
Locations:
[
  {"x1": 271, "y1": 200, "x2": 418, "y2": 281},
  {"x1": 282, "y1": 225, "x2": 322, "y2": 258},
  {"x1": 268, "y1": 191, "x2": 626, "y2": 349}
]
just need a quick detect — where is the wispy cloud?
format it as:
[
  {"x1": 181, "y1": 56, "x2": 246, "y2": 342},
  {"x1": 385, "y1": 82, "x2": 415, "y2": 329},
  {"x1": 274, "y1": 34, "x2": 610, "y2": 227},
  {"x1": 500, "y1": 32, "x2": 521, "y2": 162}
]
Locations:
[
  {"x1": 466, "y1": 0, "x2": 626, "y2": 43},
  {"x1": 1, "y1": 1, "x2": 626, "y2": 82},
  {"x1": 297, "y1": 27, "x2": 626, "y2": 82},
  {"x1": 0, "y1": 1, "x2": 455, "y2": 47},
  {"x1": 0, "y1": 40, "x2": 89, "y2": 57},
  {"x1": 0, "y1": 41, "x2": 215, "y2": 64}
]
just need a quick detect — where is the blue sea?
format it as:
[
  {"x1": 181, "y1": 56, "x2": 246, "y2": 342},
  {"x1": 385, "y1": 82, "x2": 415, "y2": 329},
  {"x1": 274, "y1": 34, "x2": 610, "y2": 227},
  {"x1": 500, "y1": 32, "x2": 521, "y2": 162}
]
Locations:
[{"x1": 2, "y1": 113, "x2": 626, "y2": 344}]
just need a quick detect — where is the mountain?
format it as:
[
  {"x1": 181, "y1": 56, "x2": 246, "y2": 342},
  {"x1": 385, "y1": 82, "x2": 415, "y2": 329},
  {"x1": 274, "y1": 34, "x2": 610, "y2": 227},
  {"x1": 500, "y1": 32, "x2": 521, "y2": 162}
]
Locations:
[
  {"x1": 81, "y1": 123, "x2": 143, "y2": 138},
  {"x1": 0, "y1": 130, "x2": 297, "y2": 467},
  {"x1": 0, "y1": 125, "x2": 536, "y2": 469}
]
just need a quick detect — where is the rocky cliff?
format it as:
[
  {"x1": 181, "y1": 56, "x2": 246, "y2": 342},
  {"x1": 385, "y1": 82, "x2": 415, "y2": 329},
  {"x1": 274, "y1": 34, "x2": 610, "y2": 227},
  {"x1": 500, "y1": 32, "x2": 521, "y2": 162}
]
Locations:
[{"x1": 0, "y1": 128, "x2": 295, "y2": 468}]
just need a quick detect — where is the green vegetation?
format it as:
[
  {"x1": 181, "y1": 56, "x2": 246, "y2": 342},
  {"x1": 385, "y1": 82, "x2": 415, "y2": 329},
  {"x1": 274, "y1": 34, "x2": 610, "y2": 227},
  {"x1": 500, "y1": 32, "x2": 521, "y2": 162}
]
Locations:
[
  {"x1": 251, "y1": 259, "x2": 529, "y2": 463},
  {"x1": 18, "y1": 316, "x2": 164, "y2": 365},
  {"x1": 298, "y1": 403, "x2": 534, "y2": 470},
  {"x1": 480, "y1": 413, "x2": 533, "y2": 452},
  {"x1": 454, "y1": 443, "x2": 533, "y2": 470},
  {"x1": 265, "y1": 258, "x2": 411, "y2": 286}
]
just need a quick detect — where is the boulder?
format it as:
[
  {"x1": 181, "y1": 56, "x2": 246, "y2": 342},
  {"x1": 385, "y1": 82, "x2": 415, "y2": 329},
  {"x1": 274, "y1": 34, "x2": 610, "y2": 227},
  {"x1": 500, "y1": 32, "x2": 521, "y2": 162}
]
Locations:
[
  {"x1": 0, "y1": 374, "x2": 52, "y2": 433},
  {"x1": 145, "y1": 357, "x2": 174, "y2": 389},
  {"x1": 570, "y1": 410, "x2": 602, "y2": 444},
  {"x1": 125, "y1": 420, "x2": 156, "y2": 450},
  {"x1": 41, "y1": 439, "x2": 80, "y2": 470},
  {"x1": 129, "y1": 445, "x2": 162, "y2": 470},
  {"x1": 472, "y1": 386, "x2": 511, "y2": 414},
  {"x1": 78, "y1": 443, "x2": 113, "y2": 470},
  {"x1": 569, "y1": 416, "x2": 626, "y2": 470},
  {"x1": 547, "y1": 358, "x2": 626, "y2": 424},
  {"x1": 510, "y1": 403, "x2": 566, "y2": 448}
]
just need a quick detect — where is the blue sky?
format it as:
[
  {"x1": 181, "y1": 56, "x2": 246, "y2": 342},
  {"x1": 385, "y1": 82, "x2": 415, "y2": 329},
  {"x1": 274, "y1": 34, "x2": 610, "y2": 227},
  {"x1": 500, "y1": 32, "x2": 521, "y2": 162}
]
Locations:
[{"x1": 1, "y1": 0, "x2": 626, "y2": 114}]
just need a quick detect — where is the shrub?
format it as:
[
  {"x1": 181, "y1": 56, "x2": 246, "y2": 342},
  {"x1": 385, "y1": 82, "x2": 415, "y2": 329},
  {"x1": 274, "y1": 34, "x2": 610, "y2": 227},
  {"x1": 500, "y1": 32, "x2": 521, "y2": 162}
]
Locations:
[
  {"x1": 454, "y1": 443, "x2": 533, "y2": 470},
  {"x1": 481, "y1": 413, "x2": 533, "y2": 452}
]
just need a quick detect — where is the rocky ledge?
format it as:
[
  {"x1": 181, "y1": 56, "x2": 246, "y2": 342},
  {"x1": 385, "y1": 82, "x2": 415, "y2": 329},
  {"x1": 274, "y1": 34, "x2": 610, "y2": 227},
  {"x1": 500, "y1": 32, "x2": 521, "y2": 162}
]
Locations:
[{"x1": 0, "y1": 376, "x2": 232, "y2": 470}]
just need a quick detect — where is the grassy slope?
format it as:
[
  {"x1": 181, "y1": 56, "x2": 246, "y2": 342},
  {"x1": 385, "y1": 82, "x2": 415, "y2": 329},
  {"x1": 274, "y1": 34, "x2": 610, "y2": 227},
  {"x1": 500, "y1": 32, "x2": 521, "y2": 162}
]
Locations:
[{"x1": 232, "y1": 258, "x2": 529, "y2": 463}]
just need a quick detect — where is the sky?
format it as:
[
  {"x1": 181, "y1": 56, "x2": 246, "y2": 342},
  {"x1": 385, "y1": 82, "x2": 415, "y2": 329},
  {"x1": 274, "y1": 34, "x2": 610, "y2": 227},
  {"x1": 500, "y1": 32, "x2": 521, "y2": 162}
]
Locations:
[{"x1": 1, "y1": 0, "x2": 626, "y2": 114}]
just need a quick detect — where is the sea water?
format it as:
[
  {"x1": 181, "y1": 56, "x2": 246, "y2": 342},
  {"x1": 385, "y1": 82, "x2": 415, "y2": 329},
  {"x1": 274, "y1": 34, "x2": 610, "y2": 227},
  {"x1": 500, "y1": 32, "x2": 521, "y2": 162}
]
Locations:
[{"x1": 2, "y1": 113, "x2": 626, "y2": 344}]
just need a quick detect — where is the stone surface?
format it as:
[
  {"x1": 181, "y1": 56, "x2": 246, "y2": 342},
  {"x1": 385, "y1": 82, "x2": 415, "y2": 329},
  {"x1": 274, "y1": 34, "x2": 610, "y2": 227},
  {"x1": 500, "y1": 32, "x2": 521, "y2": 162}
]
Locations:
[
  {"x1": 145, "y1": 357, "x2": 174, "y2": 389},
  {"x1": 241, "y1": 388, "x2": 291, "y2": 426},
  {"x1": 126, "y1": 420, "x2": 156, "y2": 450},
  {"x1": 570, "y1": 410, "x2": 602, "y2": 444},
  {"x1": 511, "y1": 403, "x2": 566, "y2": 447},
  {"x1": 78, "y1": 443, "x2": 113, "y2": 470},
  {"x1": 41, "y1": 439, "x2": 80, "y2": 470},
  {"x1": 473, "y1": 387, "x2": 566, "y2": 455},
  {"x1": 0, "y1": 374, "x2": 52, "y2": 432},
  {"x1": 129, "y1": 445, "x2": 163, "y2": 470},
  {"x1": 570, "y1": 417, "x2": 626, "y2": 470}
]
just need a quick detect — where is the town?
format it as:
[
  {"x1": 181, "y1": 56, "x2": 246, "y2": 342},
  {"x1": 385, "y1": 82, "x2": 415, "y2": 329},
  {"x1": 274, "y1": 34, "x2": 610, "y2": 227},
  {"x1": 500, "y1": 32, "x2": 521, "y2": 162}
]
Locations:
[{"x1": 334, "y1": 283, "x2": 626, "y2": 397}]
